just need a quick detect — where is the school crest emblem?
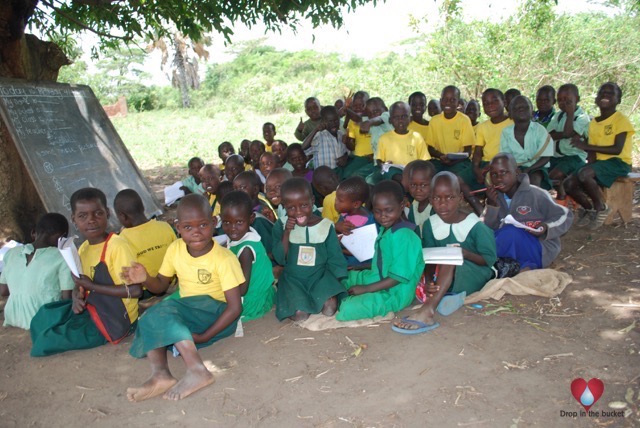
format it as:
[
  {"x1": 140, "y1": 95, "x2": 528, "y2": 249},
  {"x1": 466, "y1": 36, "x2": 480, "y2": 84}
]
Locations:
[
  {"x1": 198, "y1": 269, "x2": 212, "y2": 284},
  {"x1": 516, "y1": 206, "x2": 532, "y2": 215},
  {"x1": 604, "y1": 125, "x2": 613, "y2": 136},
  {"x1": 454, "y1": 130, "x2": 461, "y2": 140}
]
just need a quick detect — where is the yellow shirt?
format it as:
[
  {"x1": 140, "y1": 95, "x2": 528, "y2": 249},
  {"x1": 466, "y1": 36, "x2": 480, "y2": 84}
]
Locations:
[
  {"x1": 265, "y1": 144, "x2": 273, "y2": 153},
  {"x1": 79, "y1": 234, "x2": 138, "y2": 322},
  {"x1": 119, "y1": 220, "x2": 177, "y2": 277},
  {"x1": 208, "y1": 193, "x2": 221, "y2": 217},
  {"x1": 408, "y1": 121, "x2": 429, "y2": 143},
  {"x1": 589, "y1": 111, "x2": 635, "y2": 164},
  {"x1": 427, "y1": 111, "x2": 476, "y2": 154},
  {"x1": 322, "y1": 191, "x2": 340, "y2": 223},
  {"x1": 377, "y1": 131, "x2": 430, "y2": 165},
  {"x1": 476, "y1": 118, "x2": 514, "y2": 162},
  {"x1": 158, "y1": 239, "x2": 244, "y2": 301},
  {"x1": 347, "y1": 120, "x2": 374, "y2": 156}
]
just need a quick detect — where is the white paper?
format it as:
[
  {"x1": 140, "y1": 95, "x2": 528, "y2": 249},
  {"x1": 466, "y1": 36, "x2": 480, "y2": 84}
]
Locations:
[
  {"x1": 58, "y1": 235, "x2": 82, "y2": 277},
  {"x1": 381, "y1": 163, "x2": 405, "y2": 173},
  {"x1": 422, "y1": 247, "x2": 464, "y2": 266},
  {"x1": 340, "y1": 223, "x2": 378, "y2": 262},
  {"x1": 0, "y1": 240, "x2": 23, "y2": 273},
  {"x1": 164, "y1": 181, "x2": 186, "y2": 206},
  {"x1": 503, "y1": 214, "x2": 544, "y2": 233},
  {"x1": 445, "y1": 152, "x2": 470, "y2": 160}
]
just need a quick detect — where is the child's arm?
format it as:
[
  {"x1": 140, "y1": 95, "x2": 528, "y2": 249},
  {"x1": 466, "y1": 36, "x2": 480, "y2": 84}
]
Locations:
[
  {"x1": 72, "y1": 274, "x2": 143, "y2": 298},
  {"x1": 121, "y1": 262, "x2": 172, "y2": 294},
  {"x1": 280, "y1": 217, "x2": 297, "y2": 258},
  {"x1": 294, "y1": 117, "x2": 305, "y2": 141},
  {"x1": 571, "y1": 132, "x2": 627, "y2": 156},
  {"x1": 522, "y1": 156, "x2": 550, "y2": 173},
  {"x1": 359, "y1": 116, "x2": 384, "y2": 133},
  {"x1": 192, "y1": 286, "x2": 242, "y2": 344},
  {"x1": 348, "y1": 277, "x2": 399, "y2": 296},
  {"x1": 0, "y1": 283, "x2": 8, "y2": 296},
  {"x1": 237, "y1": 247, "x2": 254, "y2": 296},
  {"x1": 461, "y1": 249, "x2": 488, "y2": 266},
  {"x1": 301, "y1": 123, "x2": 325, "y2": 151},
  {"x1": 344, "y1": 108, "x2": 363, "y2": 124}
]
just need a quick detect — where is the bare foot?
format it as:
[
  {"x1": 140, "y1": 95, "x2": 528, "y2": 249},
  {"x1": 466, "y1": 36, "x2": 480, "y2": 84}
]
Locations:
[
  {"x1": 321, "y1": 296, "x2": 338, "y2": 316},
  {"x1": 393, "y1": 305, "x2": 436, "y2": 330},
  {"x1": 163, "y1": 366, "x2": 214, "y2": 401},
  {"x1": 289, "y1": 310, "x2": 310, "y2": 322},
  {"x1": 127, "y1": 372, "x2": 177, "y2": 402}
]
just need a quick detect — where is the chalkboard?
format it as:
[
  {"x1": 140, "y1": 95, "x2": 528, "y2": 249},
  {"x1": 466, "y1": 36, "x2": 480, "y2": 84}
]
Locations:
[{"x1": 0, "y1": 78, "x2": 163, "y2": 235}]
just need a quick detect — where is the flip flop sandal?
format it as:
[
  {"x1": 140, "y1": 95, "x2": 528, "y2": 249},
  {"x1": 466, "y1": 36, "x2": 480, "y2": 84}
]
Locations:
[
  {"x1": 436, "y1": 291, "x2": 467, "y2": 316},
  {"x1": 391, "y1": 317, "x2": 440, "y2": 335}
]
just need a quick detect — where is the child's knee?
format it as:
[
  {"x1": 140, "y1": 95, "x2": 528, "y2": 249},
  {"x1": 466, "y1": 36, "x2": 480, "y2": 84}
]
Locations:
[{"x1": 576, "y1": 166, "x2": 594, "y2": 182}]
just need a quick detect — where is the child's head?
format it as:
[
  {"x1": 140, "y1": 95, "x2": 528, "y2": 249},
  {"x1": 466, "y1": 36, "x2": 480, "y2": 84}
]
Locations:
[
  {"x1": 199, "y1": 164, "x2": 221, "y2": 195},
  {"x1": 365, "y1": 97, "x2": 387, "y2": 119},
  {"x1": 427, "y1": 99, "x2": 441, "y2": 117},
  {"x1": 371, "y1": 180, "x2": 404, "y2": 229},
  {"x1": 259, "y1": 152, "x2": 277, "y2": 178},
  {"x1": 262, "y1": 122, "x2": 276, "y2": 144},
  {"x1": 249, "y1": 140, "x2": 265, "y2": 168},
  {"x1": 265, "y1": 168, "x2": 293, "y2": 207},
  {"x1": 389, "y1": 101, "x2": 411, "y2": 134},
  {"x1": 217, "y1": 142, "x2": 235, "y2": 163},
  {"x1": 271, "y1": 140, "x2": 288, "y2": 165},
  {"x1": 481, "y1": 88, "x2": 506, "y2": 120},
  {"x1": 464, "y1": 99, "x2": 481, "y2": 124},
  {"x1": 320, "y1": 106, "x2": 340, "y2": 135},
  {"x1": 334, "y1": 99, "x2": 345, "y2": 116},
  {"x1": 351, "y1": 91, "x2": 370, "y2": 114},
  {"x1": 188, "y1": 157, "x2": 204, "y2": 181},
  {"x1": 34, "y1": 213, "x2": 69, "y2": 248},
  {"x1": 113, "y1": 189, "x2": 145, "y2": 228},
  {"x1": 457, "y1": 98, "x2": 467, "y2": 113},
  {"x1": 535, "y1": 85, "x2": 556, "y2": 114},
  {"x1": 287, "y1": 143, "x2": 308, "y2": 172},
  {"x1": 335, "y1": 176, "x2": 369, "y2": 216},
  {"x1": 176, "y1": 194, "x2": 214, "y2": 253},
  {"x1": 440, "y1": 85, "x2": 461, "y2": 118},
  {"x1": 504, "y1": 88, "x2": 521, "y2": 111},
  {"x1": 70, "y1": 187, "x2": 109, "y2": 242},
  {"x1": 408, "y1": 91, "x2": 427, "y2": 121},
  {"x1": 556, "y1": 84, "x2": 580, "y2": 113},
  {"x1": 311, "y1": 165, "x2": 339, "y2": 197},
  {"x1": 407, "y1": 160, "x2": 436, "y2": 203},
  {"x1": 224, "y1": 154, "x2": 245, "y2": 182},
  {"x1": 430, "y1": 172, "x2": 462, "y2": 223},
  {"x1": 304, "y1": 97, "x2": 322, "y2": 121},
  {"x1": 240, "y1": 139, "x2": 251, "y2": 161},
  {"x1": 508, "y1": 95, "x2": 533, "y2": 123},
  {"x1": 280, "y1": 177, "x2": 315, "y2": 227},
  {"x1": 220, "y1": 190, "x2": 254, "y2": 242},
  {"x1": 233, "y1": 170, "x2": 261, "y2": 202},
  {"x1": 489, "y1": 153, "x2": 518, "y2": 194},
  {"x1": 596, "y1": 82, "x2": 622, "y2": 111},
  {"x1": 216, "y1": 181, "x2": 234, "y2": 202}
]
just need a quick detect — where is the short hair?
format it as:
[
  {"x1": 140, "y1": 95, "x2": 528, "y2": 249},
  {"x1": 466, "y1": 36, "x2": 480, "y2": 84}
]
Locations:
[
  {"x1": 70, "y1": 188, "x2": 107, "y2": 213},
  {"x1": 234, "y1": 170, "x2": 261, "y2": 188},
  {"x1": 407, "y1": 160, "x2": 436, "y2": 179},
  {"x1": 491, "y1": 152, "x2": 518, "y2": 171},
  {"x1": 272, "y1": 139, "x2": 288, "y2": 150},
  {"x1": 441, "y1": 85, "x2": 461, "y2": 99},
  {"x1": 537, "y1": 85, "x2": 556, "y2": 98},
  {"x1": 304, "y1": 97, "x2": 320, "y2": 107},
  {"x1": 216, "y1": 181, "x2": 234, "y2": 199},
  {"x1": 188, "y1": 157, "x2": 203, "y2": 168},
  {"x1": 431, "y1": 171, "x2": 461, "y2": 194},
  {"x1": 225, "y1": 154, "x2": 245, "y2": 167},
  {"x1": 221, "y1": 190, "x2": 253, "y2": 217},
  {"x1": 311, "y1": 165, "x2": 339, "y2": 186},
  {"x1": 35, "y1": 213, "x2": 69, "y2": 237},
  {"x1": 509, "y1": 95, "x2": 533, "y2": 114},
  {"x1": 287, "y1": 142, "x2": 305, "y2": 156},
  {"x1": 465, "y1": 99, "x2": 479, "y2": 111},
  {"x1": 337, "y1": 176, "x2": 370, "y2": 204},
  {"x1": 320, "y1": 105, "x2": 338, "y2": 120},
  {"x1": 260, "y1": 152, "x2": 276, "y2": 162},
  {"x1": 280, "y1": 177, "x2": 313, "y2": 202},
  {"x1": 177, "y1": 193, "x2": 211, "y2": 219},
  {"x1": 600, "y1": 81, "x2": 622, "y2": 100},
  {"x1": 200, "y1": 163, "x2": 221, "y2": 177},
  {"x1": 389, "y1": 101, "x2": 410, "y2": 116},
  {"x1": 557, "y1": 83, "x2": 580, "y2": 98},
  {"x1": 482, "y1": 88, "x2": 505, "y2": 101},
  {"x1": 250, "y1": 140, "x2": 265, "y2": 151},
  {"x1": 366, "y1": 97, "x2": 387, "y2": 111},
  {"x1": 408, "y1": 91, "x2": 427, "y2": 104},
  {"x1": 505, "y1": 88, "x2": 521, "y2": 98},
  {"x1": 353, "y1": 91, "x2": 370, "y2": 101},
  {"x1": 263, "y1": 122, "x2": 276, "y2": 133},
  {"x1": 114, "y1": 189, "x2": 144, "y2": 216},
  {"x1": 267, "y1": 168, "x2": 293, "y2": 181},
  {"x1": 372, "y1": 180, "x2": 404, "y2": 204},
  {"x1": 217, "y1": 142, "x2": 234, "y2": 154}
]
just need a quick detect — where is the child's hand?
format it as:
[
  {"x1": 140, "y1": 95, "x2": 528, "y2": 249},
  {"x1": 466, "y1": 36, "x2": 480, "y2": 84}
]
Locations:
[
  {"x1": 335, "y1": 220, "x2": 355, "y2": 236},
  {"x1": 284, "y1": 216, "x2": 297, "y2": 232},
  {"x1": 348, "y1": 285, "x2": 368, "y2": 296},
  {"x1": 570, "y1": 136, "x2": 587, "y2": 150},
  {"x1": 359, "y1": 120, "x2": 372, "y2": 133},
  {"x1": 527, "y1": 222, "x2": 548, "y2": 238},
  {"x1": 72, "y1": 274, "x2": 94, "y2": 292},
  {"x1": 72, "y1": 295, "x2": 86, "y2": 314},
  {"x1": 426, "y1": 282, "x2": 440, "y2": 297},
  {"x1": 121, "y1": 262, "x2": 148, "y2": 285},
  {"x1": 336, "y1": 153, "x2": 348, "y2": 167},
  {"x1": 485, "y1": 186, "x2": 499, "y2": 206},
  {"x1": 191, "y1": 332, "x2": 206, "y2": 344},
  {"x1": 296, "y1": 117, "x2": 304, "y2": 133}
]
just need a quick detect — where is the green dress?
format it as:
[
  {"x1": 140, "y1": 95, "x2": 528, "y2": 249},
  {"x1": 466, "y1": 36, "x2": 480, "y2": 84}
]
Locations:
[
  {"x1": 252, "y1": 213, "x2": 274, "y2": 256},
  {"x1": 337, "y1": 221, "x2": 425, "y2": 321},
  {"x1": 273, "y1": 218, "x2": 347, "y2": 321},
  {"x1": 227, "y1": 229, "x2": 275, "y2": 321},
  {"x1": 422, "y1": 213, "x2": 496, "y2": 294}
]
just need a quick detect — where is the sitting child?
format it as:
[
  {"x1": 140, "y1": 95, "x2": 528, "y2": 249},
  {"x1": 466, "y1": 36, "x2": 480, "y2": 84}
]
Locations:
[
  {"x1": 272, "y1": 178, "x2": 347, "y2": 321},
  {"x1": 217, "y1": 142, "x2": 235, "y2": 172},
  {"x1": 180, "y1": 157, "x2": 205, "y2": 195},
  {"x1": 337, "y1": 180, "x2": 425, "y2": 322},
  {"x1": 224, "y1": 154, "x2": 246, "y2": 183},
  {"x1": 233, "y1": 171, "x2": 275, "y2": 255},
  {"x1": 258, "y1": 152, "x2": 277, "y2": 185},
  {"x1": 30, "y1": 188, "x2": 142, "y2": 356},
  {"x1": 465, "y1": 99, "x2": 481, "y2": 130},
  {"x1": 564, "y1": 82, "x2": 635, "y2": 230},
  {"x1": 122, "y1": 194, "x2": 244, "y2": 402},
  {"x1": 405, "y1": 160, "x2": 436, "y2": 235},
  {"x1": 334, "y1": 176, "x2": 375, "y2": 266},
  {"x1": 504, "y1": 88, "x2": 521, "y2": 112},
  {"x1": 199, "y1": 164, "x2": 222, "y2": 217},
  {"x1": 239, "y1": 139, "x2": 252, "y2": 170},
  {"x1": 485, "y1": 153, "x2": 573, "y2": 270},
  {"x1": 500, "y1": 95, "x2": 554, "y2": 189},
  {"x1": 249, "y1": 140, "x2": 266, "y2": 172},
  {"x1": 0, "y1": 213, "x2": 74, "y2": 330},
  {"x1": 533, "y1": 85, "x2": 557, "y2": 129},
  {"x1": 265, "y1": 168, "x2": 294, "y2": 220},
  {"x1": 342, "y1": 91, "x2": 377, "y2": 178},
  {"x1": 392, "y1": 172, "x2": 497, "y2": 334},
  {"x1": 287, "y1": 143, "x2": 314, "y2": 183},
  {"x1": 302, "y1": 106, "x2": 350, "y2": 176},
  {"x1": 427, "y1": 99, "x2": 442, "y2": 118},
  {"x1": 362, "y1": 97, "x2": 394, "y2": 164},
  {"x1": 220, "y1": 191, "x2": 275, "y2": 320},
  {"x1": 408, "y1": 91, "x2": 430, "y2": 142},
  {"x1": 312, "y1": 166, "x2": 341, "y2": 224},
  {"x1": 272, "y1": 140, "x2": 293, "y2": 171}
]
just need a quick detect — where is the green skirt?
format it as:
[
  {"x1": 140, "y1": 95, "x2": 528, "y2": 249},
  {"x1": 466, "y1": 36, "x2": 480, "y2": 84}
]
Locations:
[
  {"x1": 550, "y1": 156, "x2": 586, "y2": 176},
  {"x1": 129, "y1": 295, "x2": 238, "y2": 358},
  {"x1": 586, "y1": 158, "x2": 632, "y2": 188},
  {"x1": 450, "y1": 261, "x2": 494, "y2": 295},
  {"x1": 339, "y1": 155, "x2": 374, "y2": 180},
  {"x1": 430, "y1": 159, "x2": 471, "y2": 175}
]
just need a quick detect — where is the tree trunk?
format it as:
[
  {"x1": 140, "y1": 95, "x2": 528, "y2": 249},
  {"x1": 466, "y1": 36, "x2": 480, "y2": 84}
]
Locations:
[{"x1": 172, "y1": 35, "x2": 191, "y2": 108}]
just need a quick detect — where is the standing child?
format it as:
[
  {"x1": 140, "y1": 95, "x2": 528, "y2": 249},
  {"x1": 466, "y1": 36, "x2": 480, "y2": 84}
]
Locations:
[
  {"x1": 249, "y1": 141, "x2": 266, "y2": 172},
  {"x1": 405, "y1": 160, "x2": 436, "y2": 235},
  {"x1": 287, "y1": 143, "x2": 314, "y2": 183},
  {"x1": 465, "y1": 99, "x2": 481, "y2": 129},
  {"x1": 217, "y1": 142, "x2": 235, "y2": 172},
  {"x1": 0, "y1": 213, "x2": 74, "y2": 330},
  {"x1": 122, "y1": 194, "x2": 243, "y2": 402},
  {"x1": 272, "y1": 178, "x2": 347, "y2": 321},
  {"x1": 233, "y1": 171, "x2": 275, "y2": 255},
  {"x1": 221, "y1": 191, "x2": 275, "y2": 320},
  {"x1": 302, "y1": 106, "x2": 350, "y2": 176},
  {"x1": 334, "y1": 177, "x2": 375, "y2": 266},
  {"x1": 343, "y1": 91, "x2": 375, "y2": 177},
  {"x1": 312, "y1": 166, "x2": 341, "y2": 224},
  {"x1": 392, "y1": 172, "x2": 496, "y2": 334},
  {"x1": 272, "y1": 140, "x2": 294, "y2": 171},
  {"x1": 337, "y1": 180, "x2": 425, "y2": 322},
  {"x1": 180, "y1": 157, "x2": 205, "y2": 195},
  {"x1": 504, "y1": 88, "x2": 521, "y2": 112},
  {"x1": 408, "y1": 92, "x2": 430, "y2": 143},
  {"x1": 263, "y1": 123, "x2": 277, "y2": 152},
  {"x1": 199, "y1": 164, "x2": 222, "y2": 217},
  {"x1": 239, "y1": 139, "x2": 252, "y2": 170},
  {"x1": 533, "y1": 85, "x2": 557, "y2": 129},
  {"x1": 294, "y1": 97, "x2": 323, "y2": 142},
  {"x1": 564, "y1": 82, "x2": 635, "y2": 230},
  {"x1": 427, "y1": 99, "x2": 442, "y2": 118},
  {"x1": 361, "y1": 97, "x2": 394, "y2": 163}
]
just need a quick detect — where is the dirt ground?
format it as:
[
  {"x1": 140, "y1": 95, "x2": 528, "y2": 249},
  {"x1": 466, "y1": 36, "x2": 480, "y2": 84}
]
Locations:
[{"x1": 1, "y1": 166, "x2": 639, "y2": 428}]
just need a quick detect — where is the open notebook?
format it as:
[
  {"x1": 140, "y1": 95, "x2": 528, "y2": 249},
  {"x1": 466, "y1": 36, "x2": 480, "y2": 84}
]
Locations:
[{"x1": 422, "y1": 247, "x2": 464, "y2": 265}]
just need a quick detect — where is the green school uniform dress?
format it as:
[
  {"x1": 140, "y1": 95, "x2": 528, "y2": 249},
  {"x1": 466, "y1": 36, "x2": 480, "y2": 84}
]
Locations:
[
  {"x1": 252, "y1": 213, "x2": 274, "y2": 255},
  {"x1": 500, "y1": 122, "x2": 554, "y2": 189},
  {"x1": 227, "y1": 229, "x2": 275, "y2": 321},
  {"x1": 422, "y1": 213, "x2": 497, "y2": 295},
  {"x1": 182, "y1": 175, "x2": 205, "y2": 195},
  {"x1": 273, "y1": 218, "x2": 347, "y2": 321},
  {"x1": 548, "y1": 107, "x2": 590, "y2": 176},
  {"x1": 337, "y1": 221, "x2": 425, "y2": 321},
  {"x1": 406, "y1": 201, "x2": 434, "y2": 237}
]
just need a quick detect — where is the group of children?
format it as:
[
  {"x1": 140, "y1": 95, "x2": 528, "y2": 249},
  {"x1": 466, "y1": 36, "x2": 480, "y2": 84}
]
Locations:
[{"x1": 0, "y1": 81, "x2": 634, "y2": 401}]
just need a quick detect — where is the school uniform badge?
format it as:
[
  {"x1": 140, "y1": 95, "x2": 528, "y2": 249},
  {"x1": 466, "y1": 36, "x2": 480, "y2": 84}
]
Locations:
[
  {"x1": 297, "y1": 246, "x2": 316, "y2": 266},
  {"x1": 604, "y1": 125, "x2": 613, "y2": 136},
  {"x1": 198, "y1": 269, "x2": 212, "y2": 284},
  {"x1": 517, "y1": 206, "x2": 532, "y2": 215}
]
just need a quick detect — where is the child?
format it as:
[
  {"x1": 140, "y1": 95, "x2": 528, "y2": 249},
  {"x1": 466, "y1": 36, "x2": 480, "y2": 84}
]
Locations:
[
  {"x1": 114, "y1": 189, "x2": 177, "y2": 280},
  {"x1": 343, "y1": 91, "x2": 374, "y2": 175},
  {"x1": 500, "y1": 95, "x2": 554, "y2": 189},
  {"x1": 312, "y1": 165, "x2": 341, "y2": 224},
  {"x1": 533, "y1": 85, "x2": 557, "y2": 129},
  {"x1": 272, "y1": 178, "x2": 347, "y2": 321},
  {"x1": 392, "y1": 172, "x2": 496, "y2": 333},
  {"x1": 233, "y1": 171, "x2": 275, "y2": 255},
  {"x1": 302, "y1": 106, "x2": 350, "y2": 174},
  {"x1": 224, "y1": 154, "x2": 246, "y2": 183},
  {"x1": 180, "y1": 157, "x2": 205, "y2": 195},
  {"x1": 30, "y1": 188, "x2": 142, "y2": 357},
  {"x1": 465, "y1": 99, "x2": 481, "y2": 129},
  {"x1": 249, "y1": 140, "x2": 266, "y2": 171},
  {"x1": 262, "y1": 122, "x2": 276, "y2": 152},
  {"x1": 239, "y1": 139, "x2": 252, "y2": 169},
  {"x1": 362, "y1": 97, "x2": 394, "y2": 162},
  {"x1": 217, "y1": 142, "x2": 235, "y2": 172},
  {"x1": 337, "y1": 180, "x2": 424, "y2": 322},
  {"x1": 457, "y1": 98, "x2": 467, "y2": 113},
  {"x1": 221, "y1": 191, "x2": 275, "y2": 320},
  {"x1": 427, "y1": 99, "x2": 442, "y2": 118},
  {"x1": 199, "y1": 164, "x2": 222, "y2": 217},
  {"x1": 287, "y1": 143, "x2": 314, "y2": 183},
  {"x1": 265, "y1": 168, "x2": 293, "y2": 220},
  {"x1": 334, "y1": 177, "x2": 375, "y2": 266},
  {"x1": 405, "y1": 160, "x2": 436, "y2": 235},
  {"x1": 294, "y1": 97, "x2": 322, "y2": 142},
  {"x1": 547, "y1": 84, "x2": 590, "y2": 203},
  {"x1": 0, "y1": 213, "x2": 74, "y2": 330},
  {"x1": 485, "y1": 153, "x2": 572, "y2": 270},
  {"x1": 258, "y1": 152, "x2": 277, "y2": 185},
  {"x1": 408, "y1": 91, "x2": 430, "y2": 143},
  {"x1": 504, "y1": 88, "x2": 521, "y2": 112},
  {"x1": 272, "y1": 140, "x2": 294, "y2": 171},
  {"x1": 122, "y1": 194, "x2": 243, "y2": 402},
  {"x1": 564, "y1": 82, "x2": 635, "y2": 230}
]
